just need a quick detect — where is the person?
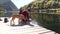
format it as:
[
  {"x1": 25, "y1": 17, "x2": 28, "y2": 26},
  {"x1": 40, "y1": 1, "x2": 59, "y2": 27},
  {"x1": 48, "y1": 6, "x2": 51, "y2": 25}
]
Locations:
[
  {"x1": 21, "y1": 9, "x2": 30, "y2": 22},
  {"x1": 4, "y1": 17, "x2": 8, "y2": 23},
  {"x1": 19, "y1": 8, "x2": 23, "y2": 14},
  {"x1": 19, "y1": 9, "x2": 34, "y2": 26}
]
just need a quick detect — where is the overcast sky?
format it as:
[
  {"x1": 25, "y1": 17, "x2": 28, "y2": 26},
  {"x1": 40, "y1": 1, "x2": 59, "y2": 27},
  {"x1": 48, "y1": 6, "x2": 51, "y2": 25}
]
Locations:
[{"x1": 11, "y1": 0, "x2": 34, "y2": 9}]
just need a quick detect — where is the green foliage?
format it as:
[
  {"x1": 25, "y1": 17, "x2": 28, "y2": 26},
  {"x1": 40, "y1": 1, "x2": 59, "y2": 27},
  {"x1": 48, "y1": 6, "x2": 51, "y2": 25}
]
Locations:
[
  {"x1": 0, "y1": 7, "x2": 4, "y2": 17},
  {"x1": 21, "y1": 0, "x2": 60, "y2": 13}
]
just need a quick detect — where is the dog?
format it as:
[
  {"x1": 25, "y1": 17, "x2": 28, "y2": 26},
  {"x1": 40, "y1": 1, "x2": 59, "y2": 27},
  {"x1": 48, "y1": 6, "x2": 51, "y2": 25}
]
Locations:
[{"x1": 10, "y1": 14, "x2": 25, "y2": 25}]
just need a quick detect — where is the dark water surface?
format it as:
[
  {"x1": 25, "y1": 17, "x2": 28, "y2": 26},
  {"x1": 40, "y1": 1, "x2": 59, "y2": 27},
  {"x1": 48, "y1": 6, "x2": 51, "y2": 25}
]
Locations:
[{"x1": 31, "y1": 13, "x2": 60, "y2": 34}]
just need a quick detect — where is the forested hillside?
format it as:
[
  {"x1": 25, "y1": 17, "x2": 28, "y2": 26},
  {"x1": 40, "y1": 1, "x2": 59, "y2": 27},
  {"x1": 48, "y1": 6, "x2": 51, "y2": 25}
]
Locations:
[{"x1": 21, "y1": 0, "x2": 60, "y2": 13}]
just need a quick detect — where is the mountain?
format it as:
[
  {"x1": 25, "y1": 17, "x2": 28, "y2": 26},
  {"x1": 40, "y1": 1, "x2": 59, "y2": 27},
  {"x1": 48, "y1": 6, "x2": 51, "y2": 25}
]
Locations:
[
  {"x1": 0, "y1": 0, "x2": 18, "y2": 11},
  {"x1": 0, "y1": 0, "x2": 18, "y2": 17}
]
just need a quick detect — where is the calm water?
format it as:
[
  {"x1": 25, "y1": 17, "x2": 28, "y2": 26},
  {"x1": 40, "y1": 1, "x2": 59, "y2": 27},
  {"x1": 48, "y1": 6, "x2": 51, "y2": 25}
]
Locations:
[{"x1": 31, "y1": 13, "x2": 60, "y2": 34}]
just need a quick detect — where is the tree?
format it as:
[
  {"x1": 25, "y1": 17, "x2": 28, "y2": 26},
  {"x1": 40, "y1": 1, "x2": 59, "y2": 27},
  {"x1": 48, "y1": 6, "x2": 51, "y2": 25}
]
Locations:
[
  {"x1": 22, "y1": 0, "x2": 60, "y2": 12},
  {"x1": 0, "y1": 5, "x2": 4, "y2": 21},
  {"x1": 0, "y1": 5, "x2": 4, "y2": 17}
]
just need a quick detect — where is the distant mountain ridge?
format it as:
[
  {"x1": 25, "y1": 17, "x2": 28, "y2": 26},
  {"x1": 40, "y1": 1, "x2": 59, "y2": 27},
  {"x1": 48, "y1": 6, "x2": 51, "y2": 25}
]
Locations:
[{"x1": 0, "y1": 0, "x2": 18, "y2": 11}]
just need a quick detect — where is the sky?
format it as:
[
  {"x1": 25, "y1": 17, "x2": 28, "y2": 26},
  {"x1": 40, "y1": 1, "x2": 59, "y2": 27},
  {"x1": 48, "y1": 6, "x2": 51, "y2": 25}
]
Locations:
[{"x1": 11, "y1": 0, "x2": 34, "y2": 9}]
